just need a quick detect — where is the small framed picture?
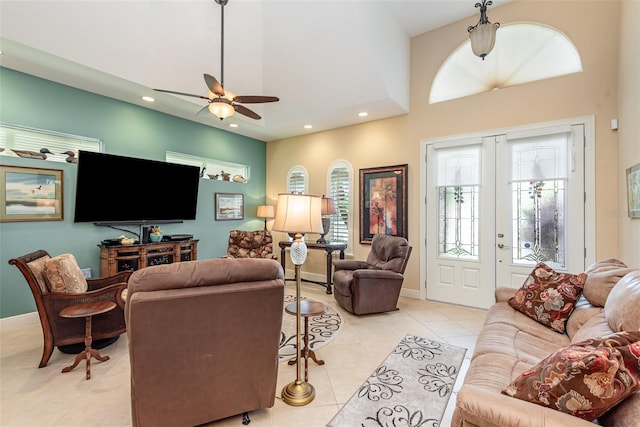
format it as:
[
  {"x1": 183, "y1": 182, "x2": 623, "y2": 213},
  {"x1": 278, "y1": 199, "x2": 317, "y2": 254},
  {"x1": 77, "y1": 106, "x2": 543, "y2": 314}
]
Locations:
[
  {"x1": 215, "y1": 192, "x2": 244, "y2": 221},
  {"x1": 627, "y1": 162, "x2": 640, "y2": 218},
  {"x1": 0, "y1": 165, "x2": 64, "y2": 222}
]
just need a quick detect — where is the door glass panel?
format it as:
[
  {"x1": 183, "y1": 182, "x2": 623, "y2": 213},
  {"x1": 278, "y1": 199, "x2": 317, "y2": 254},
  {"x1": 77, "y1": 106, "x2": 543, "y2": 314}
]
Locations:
[
  {"x1": 438, "y1": 185, "x2": 479, "y2": 259},
  {"x1": 511, "y1": 179, "x2": 566, "y2": 268}
]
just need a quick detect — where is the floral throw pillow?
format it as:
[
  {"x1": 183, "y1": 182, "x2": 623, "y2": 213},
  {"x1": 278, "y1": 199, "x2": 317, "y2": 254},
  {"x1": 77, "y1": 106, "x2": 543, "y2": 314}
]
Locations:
[
  {"x1": 508, "y1": 262, "x2": 587, "y2": 333},
  {"x1": 502, "y1": 331, "x2": 640, "y2": 421}
]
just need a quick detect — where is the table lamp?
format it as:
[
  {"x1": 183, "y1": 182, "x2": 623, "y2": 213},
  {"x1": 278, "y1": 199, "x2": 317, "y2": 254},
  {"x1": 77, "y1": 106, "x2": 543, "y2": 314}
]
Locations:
[
  {"x1": 256, "y1": 205, "x2": 275, "y2": 230},
  {"x1": 316, "y1": 195, "x2": 336, "y2": 243},
  {"x1": 272, "y1": 192, "x2": 323, "y2": 406}
]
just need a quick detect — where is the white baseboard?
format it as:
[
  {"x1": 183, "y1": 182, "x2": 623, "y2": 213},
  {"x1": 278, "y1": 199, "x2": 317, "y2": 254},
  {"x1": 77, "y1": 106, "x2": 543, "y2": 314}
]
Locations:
[
  {"x1": 400, "y1": 288, "x2": 420, "y2": 300},
  {"x1": 1, "y1": 311, "x2": 39, "y2": 330}
]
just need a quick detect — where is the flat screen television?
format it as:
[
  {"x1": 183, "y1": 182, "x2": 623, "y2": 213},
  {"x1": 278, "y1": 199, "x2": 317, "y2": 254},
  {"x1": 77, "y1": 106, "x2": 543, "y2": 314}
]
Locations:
[{"x1": 74, "y1": 151, "x2": 200, "y2": 224}]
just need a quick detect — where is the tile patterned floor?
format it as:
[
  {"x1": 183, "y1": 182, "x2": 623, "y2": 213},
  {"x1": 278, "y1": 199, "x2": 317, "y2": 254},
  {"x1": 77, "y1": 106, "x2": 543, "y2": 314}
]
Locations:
[{"x1": 0, "y1": 282, "x2": 486, "y2": 427}]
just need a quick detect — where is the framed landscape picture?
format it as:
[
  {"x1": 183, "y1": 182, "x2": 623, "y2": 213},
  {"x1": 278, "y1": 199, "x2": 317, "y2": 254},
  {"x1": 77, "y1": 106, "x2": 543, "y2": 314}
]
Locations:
[
  {"x1": 627, "y1": 163, "x2": 640, "y2": 218},
  {"x1": 0, "y1": 165, "x2": 64, "y2": 222},
  {"x1": 359, "y1": 164, "x2": 408, "y2": 244},
  {"x1": 215, "y1": 192, "x2": 244, "y2": 220}
]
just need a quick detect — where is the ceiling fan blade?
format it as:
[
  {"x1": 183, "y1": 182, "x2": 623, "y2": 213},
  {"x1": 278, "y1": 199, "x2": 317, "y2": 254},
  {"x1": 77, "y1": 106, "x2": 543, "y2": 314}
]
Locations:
[
  {"x1": 233, "y1": 95, "x2": 279, "y2": 104},
  {"x1": 204, "y1": 74, "x2": 225, "y2": 97},
  {"x1": 234, "y1": 104, "x2": 261, "y2": 120},
  {"x1": 153, "y1": 88, "x2": 210, "y2": 101},
  {"x1": 196, "y1": 105, "x2": 211, "y2": 116}
]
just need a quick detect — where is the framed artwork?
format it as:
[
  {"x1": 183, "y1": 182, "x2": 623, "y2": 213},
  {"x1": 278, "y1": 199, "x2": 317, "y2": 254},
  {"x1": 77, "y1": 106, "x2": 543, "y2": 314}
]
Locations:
[
  {"x1": 359, "y1": 164, "x2": 408, "y2": 244},
  {"x1": 215, "y1": 192, "x2": 244, "y2": 220},
  {"x1": 0, "y1": 165, "x2": 64, "y2": 222},
  {"x1": 627, "y1": 163, "x2": 640, "y2": 218}
]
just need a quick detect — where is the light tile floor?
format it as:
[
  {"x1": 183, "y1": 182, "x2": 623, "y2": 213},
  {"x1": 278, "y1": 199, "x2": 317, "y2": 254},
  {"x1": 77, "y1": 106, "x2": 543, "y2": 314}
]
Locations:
[{"x1": 0, "y1": 282, "x2": 486, "y2": 427}]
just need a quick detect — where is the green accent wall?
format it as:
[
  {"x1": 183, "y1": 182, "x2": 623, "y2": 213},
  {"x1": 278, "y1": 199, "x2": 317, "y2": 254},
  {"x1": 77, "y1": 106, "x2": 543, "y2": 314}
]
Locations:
[{"x1": 0, "y1": 67, "x2": 268, "y2": 318}]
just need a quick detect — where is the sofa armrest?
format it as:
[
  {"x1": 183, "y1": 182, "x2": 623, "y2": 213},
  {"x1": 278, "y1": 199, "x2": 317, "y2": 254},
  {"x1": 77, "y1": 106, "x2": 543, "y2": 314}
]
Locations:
[
  {"x1": 333, "y1": 260, "x2": 370, "y2": 271},
  {"x1": 495, "y1": 287, "x2": 517, "y2": 303},
  {"x1": 454, "y1": 384, "x2": 595, "y2": 427}
]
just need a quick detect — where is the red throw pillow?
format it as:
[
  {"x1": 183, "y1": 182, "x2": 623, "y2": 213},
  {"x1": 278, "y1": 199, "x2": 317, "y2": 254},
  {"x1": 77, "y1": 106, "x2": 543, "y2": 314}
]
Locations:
[
  {"x1": 502, "y1": 331, "x2": 640, "y2": 421},
  {"x1": 508, "y1": 262, "x2": 587, "y2": 333}
]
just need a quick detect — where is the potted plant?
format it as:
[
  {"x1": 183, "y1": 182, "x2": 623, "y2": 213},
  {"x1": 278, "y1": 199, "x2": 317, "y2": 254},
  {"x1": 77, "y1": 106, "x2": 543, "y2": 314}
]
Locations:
[{"x1": 149, "y1": 226, "x2": 163, "y2": 243}]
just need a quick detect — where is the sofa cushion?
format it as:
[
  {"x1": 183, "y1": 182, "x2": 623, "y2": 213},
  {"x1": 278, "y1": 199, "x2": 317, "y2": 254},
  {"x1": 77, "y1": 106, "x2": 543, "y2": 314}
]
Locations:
[
  {"x1": 570, "y1": 312, "x2": 615, "y2": 345},
  {"x1": 502, "y1": 331, "x2": 640, "y2": 421},
  {"x1": 565, "y1": 296, "x2": 602, "y2": 341},
  {"x1": 605, "y1": 270, "x2": 640, "y2": 332},
  {"x1": 508, "y1": 263, "x2": 587, "y2": 334},
  {"x1": 583, "y1": 258, "x2": 635, "y2": 307},
  {"x1": 477, "y1": 302, "x2": 570, "y2": 364},
  {"x1": 43, "y1": 253, "x2": 88, "y2": 294}
]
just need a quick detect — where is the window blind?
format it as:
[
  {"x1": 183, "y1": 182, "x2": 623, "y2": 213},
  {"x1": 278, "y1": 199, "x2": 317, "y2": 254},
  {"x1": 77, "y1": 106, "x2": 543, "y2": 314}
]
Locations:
[{"x1": 329, "y1": 167, "x2": 350, "y2": 244}]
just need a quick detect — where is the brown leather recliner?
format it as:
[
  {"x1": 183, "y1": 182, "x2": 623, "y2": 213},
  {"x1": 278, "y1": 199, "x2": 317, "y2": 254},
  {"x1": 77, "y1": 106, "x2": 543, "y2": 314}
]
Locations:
[
  {"x1": 125, "y1": 258, "x2": 285, "y2": 427},
  {"x1": 332, "y1": 234, "x2": 412, "y2": 315}
]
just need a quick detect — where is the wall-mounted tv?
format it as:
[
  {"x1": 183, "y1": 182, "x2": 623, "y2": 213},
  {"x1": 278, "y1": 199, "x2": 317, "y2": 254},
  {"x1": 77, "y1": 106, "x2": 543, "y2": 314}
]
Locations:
[{"x1": 74, "y1": 151, "x2": 200, "y2": 224}]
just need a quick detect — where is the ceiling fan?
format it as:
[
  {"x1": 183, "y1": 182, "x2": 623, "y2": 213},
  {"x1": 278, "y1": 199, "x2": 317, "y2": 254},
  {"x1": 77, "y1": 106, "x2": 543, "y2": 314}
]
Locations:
[{"x1": 154, "y1": 0, "x2": 279, "y2": 121}]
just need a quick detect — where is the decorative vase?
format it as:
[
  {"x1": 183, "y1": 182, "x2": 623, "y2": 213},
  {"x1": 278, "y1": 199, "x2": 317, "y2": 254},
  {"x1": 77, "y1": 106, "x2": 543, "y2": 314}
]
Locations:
[{"x1": 149, "y1": 233, "x2": 163, "y2": 243}]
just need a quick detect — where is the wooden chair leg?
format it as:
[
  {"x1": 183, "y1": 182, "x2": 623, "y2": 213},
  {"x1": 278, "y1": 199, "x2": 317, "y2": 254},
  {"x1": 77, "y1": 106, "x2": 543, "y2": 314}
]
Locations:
[{"x1": 39, "y1": 342, "x2": 54, "y2": 368}]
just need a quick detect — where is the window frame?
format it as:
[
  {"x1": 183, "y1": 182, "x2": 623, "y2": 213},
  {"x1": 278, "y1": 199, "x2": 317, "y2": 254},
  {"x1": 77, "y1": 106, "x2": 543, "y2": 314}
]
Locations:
[{"x1": 287, "y1": 165, "x2": 308, "y2": 194}]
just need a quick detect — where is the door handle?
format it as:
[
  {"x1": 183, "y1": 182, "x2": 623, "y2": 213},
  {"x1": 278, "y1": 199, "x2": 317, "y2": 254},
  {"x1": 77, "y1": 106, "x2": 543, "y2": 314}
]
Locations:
[{"x1": 497, "y1": 243, "x2": 509, "y2": 249}]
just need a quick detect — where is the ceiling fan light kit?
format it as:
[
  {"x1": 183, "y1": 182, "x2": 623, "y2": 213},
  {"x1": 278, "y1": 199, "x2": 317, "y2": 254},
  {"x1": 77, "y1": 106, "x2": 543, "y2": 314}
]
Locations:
[
  {"x1": 467, "y1": 0, "x2": 500, "y2": 60},
  {"x1": 154, "y1": 0, "x2": 278, "y2": 121}
]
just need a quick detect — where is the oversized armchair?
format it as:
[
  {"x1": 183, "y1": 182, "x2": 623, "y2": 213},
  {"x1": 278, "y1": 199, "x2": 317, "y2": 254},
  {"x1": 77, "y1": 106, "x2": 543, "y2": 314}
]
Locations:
[
  {"x1": 332, "y1": 234, "x2": 412, "y2": 315},
  {"x1": 126, "y1": 258, "x2": 284, "y2": 427},
  {"x1": 8, "y1": 249, "x2": 130, "y2": 368},
  {"x1": 222, "y1": 229, "x2": 278, "y2": 260}
]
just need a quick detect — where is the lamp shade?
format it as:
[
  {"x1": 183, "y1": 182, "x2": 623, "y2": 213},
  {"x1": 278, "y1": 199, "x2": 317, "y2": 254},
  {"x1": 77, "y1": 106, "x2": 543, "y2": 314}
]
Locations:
[
  {"x1": 208, "y1": 99, "x2": 235, "y2": 120},
  {"x1": 273, "y1": 193, "x2": 324, "y2": 235},
  {"x1": 469, "y1": 22, "x2": 499, "y2": 59},
  {"x1": 257, "y1": 205, "x2": 275, "y2": 219},
  {"x1": 321, "y1": 196, "x2": 336, "y2": 216}
]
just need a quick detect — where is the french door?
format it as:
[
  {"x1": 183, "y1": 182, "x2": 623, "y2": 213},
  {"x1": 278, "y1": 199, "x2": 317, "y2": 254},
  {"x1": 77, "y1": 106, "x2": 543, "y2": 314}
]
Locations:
[{"x1": 425, "y1": 124, "x2": 585, "y2": 309}]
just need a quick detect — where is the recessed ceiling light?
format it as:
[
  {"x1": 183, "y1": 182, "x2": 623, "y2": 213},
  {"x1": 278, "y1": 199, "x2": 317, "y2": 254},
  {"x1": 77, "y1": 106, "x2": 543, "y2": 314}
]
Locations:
[
  {"x1": 229, "y1": 123, "x2": 239, "y2": 128},
  {"x1": 303, "y1": 125, "x2": 313, "y2": 129},
  {"x1": 141, "y1": 96, "x2": 155, "y2": 102},
  {"x1": 358, "y1": 112, "x2": 368, "y2": 117}
]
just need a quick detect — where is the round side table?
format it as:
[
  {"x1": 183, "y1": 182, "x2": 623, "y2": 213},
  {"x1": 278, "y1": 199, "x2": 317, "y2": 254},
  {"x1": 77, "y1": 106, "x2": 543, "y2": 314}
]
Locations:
[
  {"x1": 285, "y1": 300, "x2": 328, "y2": 382},
  {"x1": 59, "y1": 300, "x2": 117, "y2": 380}
]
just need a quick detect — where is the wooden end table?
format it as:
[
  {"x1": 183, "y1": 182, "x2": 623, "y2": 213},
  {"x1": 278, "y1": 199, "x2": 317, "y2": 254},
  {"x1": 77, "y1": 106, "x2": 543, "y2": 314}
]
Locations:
[
  {"x1": 59, "y1": 300, "x2": 117, "y2": 380},
  {"x1": 285, "y1": 300, "x2": 329, "y2": 382},
  {"x1": 279, "y1": 241, "x2": 346, "y2": 294}
]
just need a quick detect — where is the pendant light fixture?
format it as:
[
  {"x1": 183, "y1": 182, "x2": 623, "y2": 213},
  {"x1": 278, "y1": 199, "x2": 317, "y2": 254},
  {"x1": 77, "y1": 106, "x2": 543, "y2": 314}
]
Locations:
[{"x1": 467, "y1": 0, "x2": 500, "y2": 60}]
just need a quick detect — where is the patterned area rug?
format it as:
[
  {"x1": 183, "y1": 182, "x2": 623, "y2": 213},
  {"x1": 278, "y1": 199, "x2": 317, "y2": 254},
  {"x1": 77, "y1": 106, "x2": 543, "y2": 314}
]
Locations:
[
  {"x1": 279, "y1": 293, "x2": 343, "y2": 362},
  {"x1": 328, "y1": 335, "x2": 467, "y2": 427}
]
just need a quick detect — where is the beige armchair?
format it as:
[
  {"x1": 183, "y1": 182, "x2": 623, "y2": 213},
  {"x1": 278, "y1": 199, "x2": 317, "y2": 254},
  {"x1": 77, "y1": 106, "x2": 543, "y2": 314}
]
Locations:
[
  {"x1": 126, "y1": 258, "x2": 284, "y2": 427},
  {"x1": 332, "y1": 234, "x2": 412, "y2": 315},
  {"x1": 222, "y1": 229, "x2": 278, "y2": 260}
]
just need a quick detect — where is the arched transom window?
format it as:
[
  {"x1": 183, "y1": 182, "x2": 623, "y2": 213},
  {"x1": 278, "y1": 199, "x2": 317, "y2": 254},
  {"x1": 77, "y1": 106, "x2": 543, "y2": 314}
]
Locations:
[{"x1": 430, "y1": 22, "x2": 583, "y2": 104}]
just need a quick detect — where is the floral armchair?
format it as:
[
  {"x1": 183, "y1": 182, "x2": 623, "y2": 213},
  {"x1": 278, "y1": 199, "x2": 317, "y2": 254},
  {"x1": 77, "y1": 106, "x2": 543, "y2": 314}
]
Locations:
[{"x1": 223, "y1": 230, "x2": 278, "y2": 260}]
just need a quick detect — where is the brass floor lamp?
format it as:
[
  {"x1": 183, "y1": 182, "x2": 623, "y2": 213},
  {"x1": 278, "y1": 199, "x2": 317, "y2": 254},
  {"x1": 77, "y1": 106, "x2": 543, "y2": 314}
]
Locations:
[{"x1": 272, "y1": 192, "x2": 324, "y2": 406}]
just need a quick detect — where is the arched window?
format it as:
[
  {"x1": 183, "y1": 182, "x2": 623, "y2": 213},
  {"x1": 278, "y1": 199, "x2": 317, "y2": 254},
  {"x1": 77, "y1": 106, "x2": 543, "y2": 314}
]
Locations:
[
  {"x1": 327, "y1": 160, "x2": 353, "y2": 247},
  {"x1": 430, "y1": 23, "x2": 583, "y2": 104},
  {"x1": 287, "y1": 165, "x2": 308, "y2": 194}
]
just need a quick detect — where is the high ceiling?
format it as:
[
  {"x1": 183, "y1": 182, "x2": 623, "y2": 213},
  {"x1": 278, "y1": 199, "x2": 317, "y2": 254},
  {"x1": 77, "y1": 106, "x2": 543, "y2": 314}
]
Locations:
[{"x1": 0, "y1": 0, "x2": 510, "y2": 142}]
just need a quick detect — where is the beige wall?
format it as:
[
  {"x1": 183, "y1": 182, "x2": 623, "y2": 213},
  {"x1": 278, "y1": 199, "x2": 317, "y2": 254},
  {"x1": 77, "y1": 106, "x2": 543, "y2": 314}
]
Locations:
[
  {"x1": 267, "y1": 1, "x2": 630, "y2": 292},
  {"x1": 617, "y1": 0, "x2": 640, "y2": 268}
]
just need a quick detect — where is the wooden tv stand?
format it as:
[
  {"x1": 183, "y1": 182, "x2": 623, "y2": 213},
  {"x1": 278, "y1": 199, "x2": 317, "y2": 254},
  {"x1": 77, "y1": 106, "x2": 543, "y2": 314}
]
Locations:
[{"x1": 99, "y1": 240, "x2": 198, "y2": 277}]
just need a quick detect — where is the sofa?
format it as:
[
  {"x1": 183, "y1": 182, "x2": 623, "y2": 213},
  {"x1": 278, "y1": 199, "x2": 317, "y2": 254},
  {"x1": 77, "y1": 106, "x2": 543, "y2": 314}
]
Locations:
[
  {"x1": 125, "y1": 258, "x2": 285, "y2": 427},
  {"x1": 452, "y1": 259, "x2": 640, "y2": 427}
]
